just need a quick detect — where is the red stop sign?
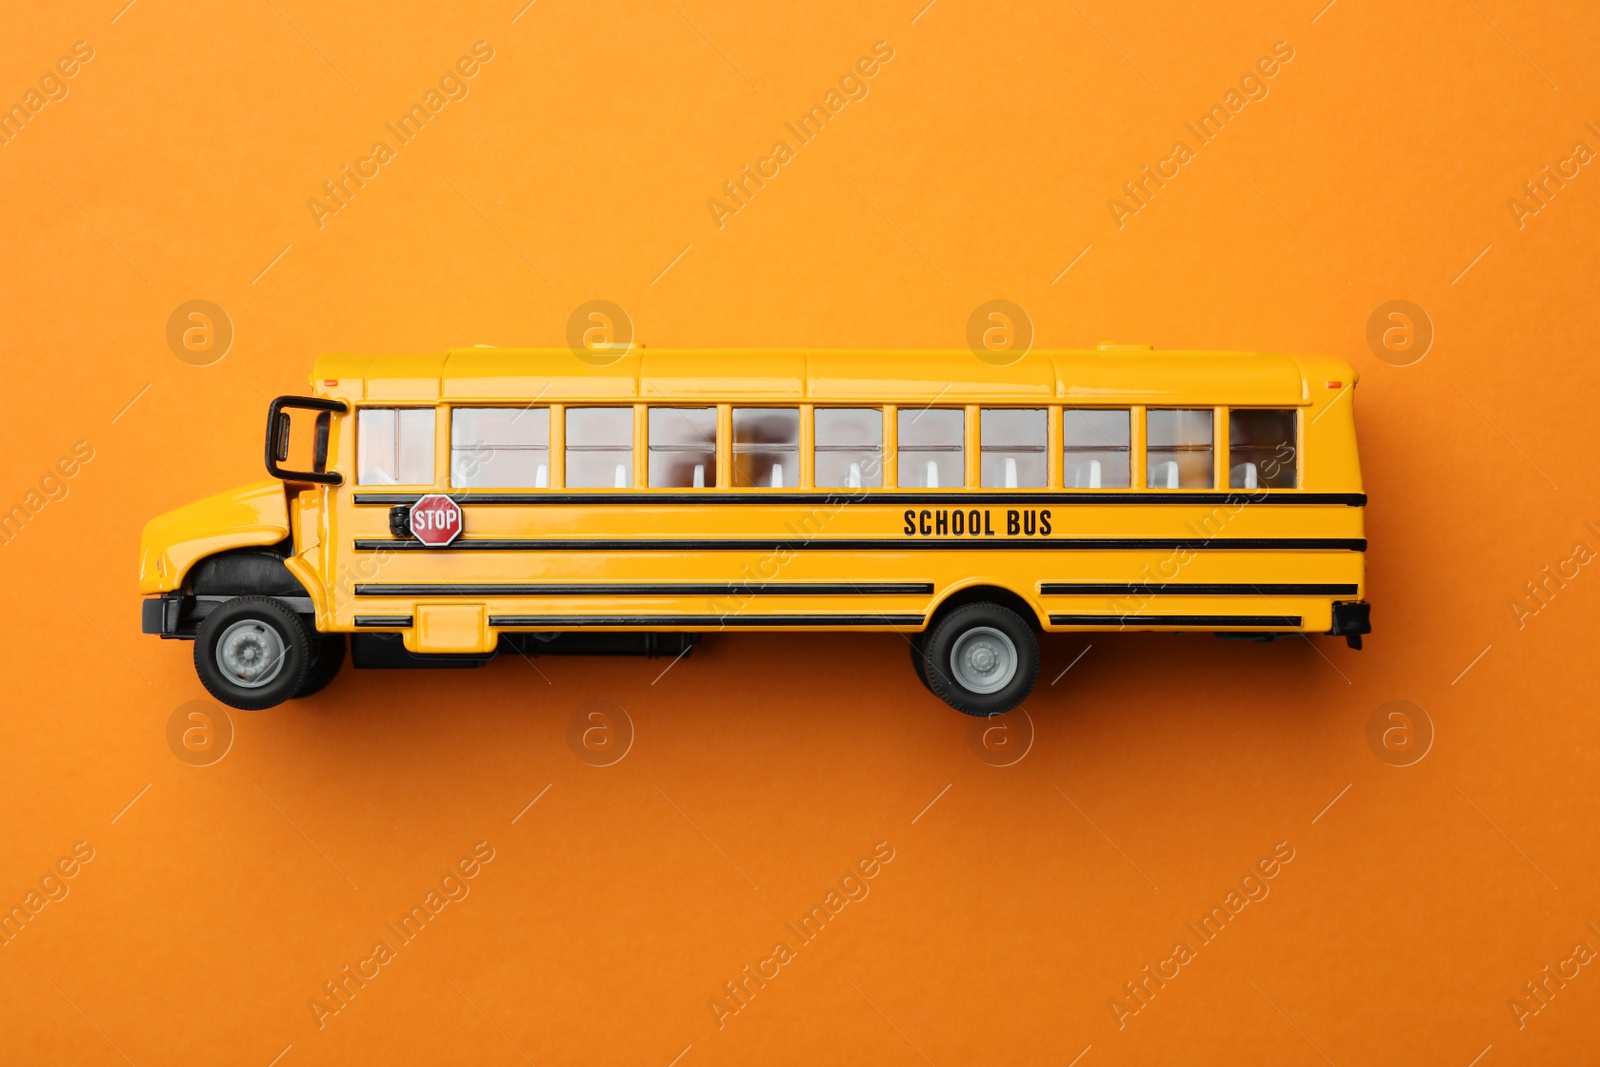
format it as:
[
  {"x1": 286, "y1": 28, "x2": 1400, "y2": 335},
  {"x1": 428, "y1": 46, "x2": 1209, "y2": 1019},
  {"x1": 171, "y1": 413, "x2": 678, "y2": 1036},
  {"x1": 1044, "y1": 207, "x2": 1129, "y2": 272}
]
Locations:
[{"x1": 409, "y1": 494, "x2": 463, "y2": 547}]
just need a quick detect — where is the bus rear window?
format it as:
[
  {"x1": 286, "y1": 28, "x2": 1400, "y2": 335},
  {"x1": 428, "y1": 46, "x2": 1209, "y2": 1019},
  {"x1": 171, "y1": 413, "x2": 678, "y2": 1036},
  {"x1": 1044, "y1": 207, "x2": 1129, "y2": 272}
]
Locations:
[
  {"x1": 566, "y1": 408, "x2": 634, "y2": 488},
  {"x1": 357, "y1": 408, "x2": 435, "y2": 486},
  {"x1": 1146, "y1": 409, "x2": 1213, "y2": 489},
  {"x1": 451, "y1": 407, "x2": 549, "y2": 488},
  {"x1": 815, "y1": 408, "x2": 883, "y2": 489},
  {"x1": 649, "y1": 407, "x2": 717, "y2": 488},
  {"x1": 732, "y1": 408, "x2": 798, "y2": 488},
  {"x1": 1063, "y1": 409, "x2": 1130, "y2": 488},
  {"x1": 898, "y1": 408, "x2": 964, "y2": 488},
  {"x1": 1230, "y1": 409, "x2": 1297, "y2": 489}
]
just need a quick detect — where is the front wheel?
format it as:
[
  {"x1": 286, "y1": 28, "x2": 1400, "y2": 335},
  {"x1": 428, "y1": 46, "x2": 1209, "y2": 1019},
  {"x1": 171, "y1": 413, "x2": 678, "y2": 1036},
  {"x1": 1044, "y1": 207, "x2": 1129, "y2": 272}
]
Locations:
[
  {"x1": 194, "y1": 596, "x2": 312, "y2": 710},
  {"x1": 921, "y1": 602, "x2": 1039, "y2": 716}
]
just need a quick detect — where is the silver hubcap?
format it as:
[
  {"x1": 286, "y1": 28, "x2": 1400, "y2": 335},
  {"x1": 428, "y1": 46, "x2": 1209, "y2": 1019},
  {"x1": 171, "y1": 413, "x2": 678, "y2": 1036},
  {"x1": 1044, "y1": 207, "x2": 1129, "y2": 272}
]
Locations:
[
  {"x1": 949, "y1": 626, "x2": 1018, "y2": 694},
  {"x1": 217, "y1": 619, "x2": 287, "y2": 688}
]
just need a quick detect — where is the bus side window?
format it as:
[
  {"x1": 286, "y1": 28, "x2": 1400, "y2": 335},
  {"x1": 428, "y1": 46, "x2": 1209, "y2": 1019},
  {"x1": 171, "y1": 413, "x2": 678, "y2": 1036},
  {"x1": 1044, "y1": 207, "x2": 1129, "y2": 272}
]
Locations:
[
  {"x1": 566, "y1": 408, "x2": 634, "y2": 489},
  {"x1": 898, "y1": 408, "x2": 964, "y2": 488},
  {"x1": 1229, "y1": 409, "x2": 1297, "y2": 489},
  {"x1": 814, "y1": 408, "x2": 883, "y2": 488},
  {"x1": 357, "y1": 407, "x2": 435, "y2": 486},
  {"x1": 649, "y1": 407, "x2": 718, "y2": 488},
  {"x1": 732, "y1": 408, "x2": 799, "y2": 488},
  {"x1": 1062, "y1": 409, "x2": 1130, "y2": 488},
  {"x1": 980, "y1": 408, "x2": 1046, "y2": 488},
  {"x1": 1146, "y1": 409, "x2": 1213, "y2": 489},
  {"x1": 452, "y1": 407, "x2": 549, "y2": 488}
]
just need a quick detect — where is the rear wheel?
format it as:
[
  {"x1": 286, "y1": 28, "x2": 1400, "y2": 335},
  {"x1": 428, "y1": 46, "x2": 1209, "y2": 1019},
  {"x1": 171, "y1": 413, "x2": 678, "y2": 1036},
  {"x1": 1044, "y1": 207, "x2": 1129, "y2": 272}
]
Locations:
[
  {"x1": 908, "y1": 632, "x2": 934, "y2": 693},
  {"x1": 293, "y1": 635, "x2": 347, "y2": 699},
  {"x1": 194, "y1": 596, "x2": 312, "y2": 710},
  {"x1": 921, "y1": 602, "x2": 1039, "y2": 716}
]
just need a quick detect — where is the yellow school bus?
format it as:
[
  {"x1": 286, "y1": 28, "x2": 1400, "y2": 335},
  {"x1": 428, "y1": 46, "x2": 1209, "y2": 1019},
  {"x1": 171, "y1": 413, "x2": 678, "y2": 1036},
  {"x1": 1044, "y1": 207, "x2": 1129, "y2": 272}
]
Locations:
[{"x1": 139, "y1": 347, "x2": 1368, "y2": 714}]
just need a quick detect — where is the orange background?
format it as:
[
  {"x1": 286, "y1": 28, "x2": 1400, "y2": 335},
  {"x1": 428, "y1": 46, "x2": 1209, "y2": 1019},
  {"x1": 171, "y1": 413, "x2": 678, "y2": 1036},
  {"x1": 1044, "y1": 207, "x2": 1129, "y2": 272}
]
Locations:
[{"x1": 3, "y1": 1, "x2": 1599, "y2": 1063}]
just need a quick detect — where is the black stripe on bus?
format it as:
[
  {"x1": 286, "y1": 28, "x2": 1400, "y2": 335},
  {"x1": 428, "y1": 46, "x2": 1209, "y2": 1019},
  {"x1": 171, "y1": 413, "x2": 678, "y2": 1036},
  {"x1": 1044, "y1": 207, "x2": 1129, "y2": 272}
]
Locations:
[
  {"x1": 354, "y1": 615, "x2": 412, "y2": 627},
  {"x1": 353, "y1": 491, "x2": 1366, "y2": 507},
  {"x1": 488, "y1": 614, "x2": 923, "y2": 628},
  {"x1": 354, "y1": 582, "x2": 934, "y2": 597},
  {"x1": 1049, "y1": 614, "x2": 1302, "y2": 627},
  {"x1": 354, "y1": 537, "x2": 1367, "y2": 552},
  {"x1": 1039, "y1": 582, "x2": 1359, "y2": 596}
]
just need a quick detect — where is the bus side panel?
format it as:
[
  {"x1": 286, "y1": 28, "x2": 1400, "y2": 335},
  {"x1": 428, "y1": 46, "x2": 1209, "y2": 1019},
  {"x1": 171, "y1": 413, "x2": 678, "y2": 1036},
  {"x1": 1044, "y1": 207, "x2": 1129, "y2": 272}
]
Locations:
[{"x1": 323, "y1": 499, "x2": 1363, "y2": 644}]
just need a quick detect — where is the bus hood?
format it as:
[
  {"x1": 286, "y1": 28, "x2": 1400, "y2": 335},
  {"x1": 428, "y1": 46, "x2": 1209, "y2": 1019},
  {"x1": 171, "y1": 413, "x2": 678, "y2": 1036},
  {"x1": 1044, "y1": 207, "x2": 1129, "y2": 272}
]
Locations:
[{"x1": 138, "y1": 480, "x2": 290, "y2": 594}]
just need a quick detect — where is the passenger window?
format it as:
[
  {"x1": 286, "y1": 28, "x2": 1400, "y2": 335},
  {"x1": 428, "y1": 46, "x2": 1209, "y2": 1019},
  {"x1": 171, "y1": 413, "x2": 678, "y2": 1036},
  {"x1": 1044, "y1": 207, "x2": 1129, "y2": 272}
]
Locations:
[
  {"x1": 1229, "y1": 409, "x2": 1297, "y2": 489},
  {"x1": 814, "y1": 408, "x2": 883, "y2": 488},
  {"x1": 357, "y1": 407, "x2": 435, "y2": 485},
  {"x1": 565, "y1": 408, "x2": 634, "y2": 488},
  {"x1": 649, "y1": 407, "x2": 718, "y2": 488},
  {"x1": 732, "y1": 408, "x2": 798, "y2": 488},
  {"x1": 980, "y1": 408, "x2": 1046, "y2": 488},
  {"x1": 451, "y1": 407, "x2": 549, "y2": 488},
  {"x1": 1146, "y1": 409, "x2": 1213, "y2": 488},
  {"x1": 898, "y1": 408, "x2": 964, "y2": 488},
  {"x1": 1062, "y1": 409, "x2": 1130, "y2": 488}
]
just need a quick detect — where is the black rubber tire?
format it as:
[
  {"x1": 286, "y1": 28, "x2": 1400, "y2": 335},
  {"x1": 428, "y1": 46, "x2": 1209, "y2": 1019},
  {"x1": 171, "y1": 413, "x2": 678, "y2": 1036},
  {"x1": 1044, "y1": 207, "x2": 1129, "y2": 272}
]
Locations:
[
  {"x1": 921, "y1": 602, "x2": 1039, "y2": 716},
  {"x1": 909, "y1": 632, "x2": 935, "y2": 693},
  {"x1": 293, "y1": 634, "x2": 347, "y2": 699},
  {"x1": 194, "y1": 596, "x2": 312, "y2": 711}
]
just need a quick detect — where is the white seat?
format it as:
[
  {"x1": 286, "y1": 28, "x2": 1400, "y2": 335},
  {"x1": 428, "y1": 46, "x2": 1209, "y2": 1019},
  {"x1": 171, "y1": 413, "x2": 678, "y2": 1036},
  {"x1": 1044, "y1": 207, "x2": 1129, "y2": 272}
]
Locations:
[
  {"x1": 925, "y1": 459, "x2": 939, "y2": 489},
  {"x1": 1003, "y1": 457, "x2": 1018, "y2": 489},
  {"x1": 770, "y1": 462, "x2": 784, "y2": 488},
  {"x1": 614, "y1": 463, "x2": 628, "y2": 488},
  {"x1": 1232, "y1": 462, "x2": 1258, "y2": 489},
  {"x1": 692, "y1": 464, "x2": 705, "y2": 488},
  {"x1": 534, "y1": 463, "x2": 548, "y2": 488}
]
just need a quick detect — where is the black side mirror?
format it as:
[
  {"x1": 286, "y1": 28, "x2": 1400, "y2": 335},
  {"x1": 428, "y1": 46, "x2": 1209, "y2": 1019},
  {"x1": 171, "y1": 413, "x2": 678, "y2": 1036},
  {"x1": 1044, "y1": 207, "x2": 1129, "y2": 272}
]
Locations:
[{"x1": 265, "y1": 396, "x2": 347, "y2": 485}]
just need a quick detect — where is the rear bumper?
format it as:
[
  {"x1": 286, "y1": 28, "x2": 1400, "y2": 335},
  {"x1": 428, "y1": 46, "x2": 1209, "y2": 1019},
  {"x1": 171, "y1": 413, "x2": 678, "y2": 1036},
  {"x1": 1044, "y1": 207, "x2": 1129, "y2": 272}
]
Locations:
[{"x1": 1328, "y1": 600, "x2": 1371, "y2": 648}]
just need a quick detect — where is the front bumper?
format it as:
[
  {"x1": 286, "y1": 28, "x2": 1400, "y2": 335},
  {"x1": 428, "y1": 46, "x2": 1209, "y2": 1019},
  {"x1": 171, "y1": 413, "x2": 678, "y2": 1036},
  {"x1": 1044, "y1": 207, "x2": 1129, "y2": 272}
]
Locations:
[
  {"x1": 141, "y1": 593, "x2": 186, "y2": 638},
  {"x1": 142, "y1": 592, "x2": 313, "y2": 639}
]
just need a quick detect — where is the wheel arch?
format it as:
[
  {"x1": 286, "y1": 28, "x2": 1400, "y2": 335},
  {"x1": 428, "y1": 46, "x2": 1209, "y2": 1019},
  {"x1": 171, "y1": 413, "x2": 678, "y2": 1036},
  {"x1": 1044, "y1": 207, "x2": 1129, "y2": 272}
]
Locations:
[
  {"x1": 927, "y1": 583, "x2": 1044, "y2": 631},
  {"x1": 185, "y1": 543, "x2": 309, "y2": 597},
  {"x1": 142, "y1": 544, "x2": 322, "y2": 641}
]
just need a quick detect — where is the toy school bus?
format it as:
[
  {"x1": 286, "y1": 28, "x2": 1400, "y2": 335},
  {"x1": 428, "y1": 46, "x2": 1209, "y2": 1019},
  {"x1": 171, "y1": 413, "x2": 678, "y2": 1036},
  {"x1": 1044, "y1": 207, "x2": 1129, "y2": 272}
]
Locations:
[{"x1": 139, "y1": 348, "x2": 1369, "y2": 714}]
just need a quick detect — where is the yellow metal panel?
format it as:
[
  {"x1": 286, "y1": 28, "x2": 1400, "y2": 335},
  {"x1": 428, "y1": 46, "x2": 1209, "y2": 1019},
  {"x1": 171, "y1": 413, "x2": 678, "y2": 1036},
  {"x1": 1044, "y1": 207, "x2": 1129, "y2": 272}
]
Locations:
[
  {"x1": 334, "y1": 353, "x2": 446, "y2": 401},
  {"x1": 1053, "y1": 351, "x2": 1305, "y2": 405},
  {"x1": 442, "y1": 350, "x2": 639, "y2": 400},
  {"x1": 138, "y1": 480, "x2": 290, "y2": 593},
  {"x1": 366, "y1": 379, "x2": 441, "y2": 401},
  {"x1": 407, "y1": 603, "x2": 493, "y2": 653},
  {"x1": 641, "y1": 350, "x2": 805, "y2": 398},
  {"x1": 807, "y1": 350, "x2": 1055, "y2": 401},
  {"x1": 883, "y1": 405, "x2": 899, "y2": 489},
  {"x1": 715, "y1": 405, "x2": 732, "y2": 487},
  {"x1": 333, "y1": 348, "x2": 1347, "y2": 409},
  {"x1": 549, "y1": 404, "x2": 566, "y2": 489}
]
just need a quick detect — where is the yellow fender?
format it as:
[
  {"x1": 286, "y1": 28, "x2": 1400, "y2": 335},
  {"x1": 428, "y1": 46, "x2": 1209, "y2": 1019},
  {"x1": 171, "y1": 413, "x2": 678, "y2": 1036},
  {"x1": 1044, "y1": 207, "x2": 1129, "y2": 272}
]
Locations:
[{"x1": 138, "y1": 480, "x2": 290, "y2": 594}]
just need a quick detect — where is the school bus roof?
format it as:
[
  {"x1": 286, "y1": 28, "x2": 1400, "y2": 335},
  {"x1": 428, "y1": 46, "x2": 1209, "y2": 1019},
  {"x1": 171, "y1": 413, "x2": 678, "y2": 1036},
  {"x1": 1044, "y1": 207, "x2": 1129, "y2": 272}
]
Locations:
[{"x1": 310, "y1": 349, "x2": 1353, "y2": 406}]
